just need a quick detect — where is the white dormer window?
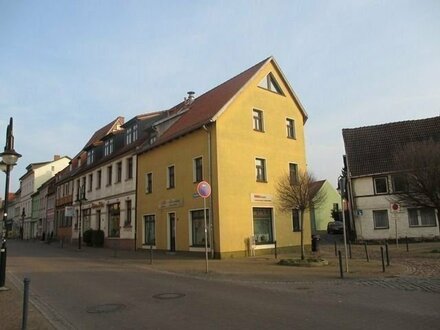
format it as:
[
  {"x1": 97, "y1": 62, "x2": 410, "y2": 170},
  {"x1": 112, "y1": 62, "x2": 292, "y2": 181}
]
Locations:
[
  {"x1": 105, "y1": 138, "x2": 113, "y2": 156},
  {"x1": 87, "y1": 150, "x2": 94, "y2": 165},
  {"x1": 126, "y1": 127, "x2": 132, "y2": 144},
  {"x1": 133, "y1": 124, "x2": 138, "y2": 141}
]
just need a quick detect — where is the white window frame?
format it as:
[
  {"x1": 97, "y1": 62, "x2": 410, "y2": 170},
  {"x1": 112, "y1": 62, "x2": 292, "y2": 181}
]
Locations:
[
  {"x1": 286, "y1": 118, "x2": 296, "y2": 139},
  {"x1": 255, "y1": 157, "x2": 267, "y2": 182},
  {"x1": 252, "y1": 109, "x2": 264, "y2": 132},
  {"x1": 373, "y1": 210, "x2": 389, "y2": 229},
  {"x1": 145, "y1": 172, "x2": 153, "y2": 194},
  {"x1": 374, "y1": 176, "x2": 388, "y2": 194},
  {"x1": 143, "y1": 214, "x2": 156, "y2": 247}
]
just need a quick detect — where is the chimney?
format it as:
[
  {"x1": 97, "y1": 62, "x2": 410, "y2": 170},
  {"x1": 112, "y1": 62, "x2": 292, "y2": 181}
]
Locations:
[
  {"x1": 54, "y1": 155, "x2": 61, "y2": 161},
  {"x1": 186, "y1": 91, "x2": 195, "y2": 105}
]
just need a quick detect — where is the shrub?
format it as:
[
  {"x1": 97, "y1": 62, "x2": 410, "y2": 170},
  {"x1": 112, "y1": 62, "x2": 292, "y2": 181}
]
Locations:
[
  {"x1": 92, "y1": 230, "x2": 104, "y2": 247},
  {"x1": 83, "y1": 229, "x2": 93, "y2": 246}
]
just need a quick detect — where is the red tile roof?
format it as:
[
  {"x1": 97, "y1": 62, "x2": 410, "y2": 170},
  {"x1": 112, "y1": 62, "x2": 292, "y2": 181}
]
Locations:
[
  {"x1": 139, "y1": 56, "x2": 307, "y2": 153},
  {"x1": 343, "y1": 116, "x2": 440, "y2": 177},
  {"x1": 83, "y1": 116, "x2": 125, "y2": 150}
]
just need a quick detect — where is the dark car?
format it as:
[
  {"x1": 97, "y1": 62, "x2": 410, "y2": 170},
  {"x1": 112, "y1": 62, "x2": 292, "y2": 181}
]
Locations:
[{"x1": 327, "y1": 221, "x2": 344, "y2": 234}]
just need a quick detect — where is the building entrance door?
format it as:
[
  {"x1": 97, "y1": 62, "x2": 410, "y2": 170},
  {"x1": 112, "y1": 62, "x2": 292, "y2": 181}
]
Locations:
[{"x1": 169, "y1": 213, "x2": 176, "y2": 252}]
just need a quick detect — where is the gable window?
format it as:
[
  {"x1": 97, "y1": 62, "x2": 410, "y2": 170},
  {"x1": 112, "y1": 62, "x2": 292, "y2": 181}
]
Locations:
[
  {"x1": 107, "y1": 165, "x2": 112, "y2": 186},
  {"x1": 374, "y1": 177, "x2": 388, "y2": 194},
  {"x1": 292, "y1": 209, "x2": 301, "y2": 232},
  {"x1": 190, "y1": 209, "x2": 209, "y2": 247},
  {"x1": 104, "y1": 139, "x2": 113, "y2": 156},
  {"x1": 87, "y1": 150, "x2": 94, "y2": 165},
  {"x1": 144, "y1": 214, "x2": 156, "y2": 245},
  {"x1": 116, "y1": 162, "x2": 122, "y2": 183},
  {"x1": 289, "y1": 163, "x2": 298, "y2": 184},
  {"x1": 408, "y1": 208, "x2": 437, "y2": 227},
  {"x1": 253, "y1": 208, "x2": 273, "y2": 244},
  {"x1": 127, "y1": 157, "x2": 133, "y2": 180},
  {"x1": 255, "y1": 158, "x2": 267, "y2": 182},
  {"x1": 392, "y1": 174, "x2": 407, "y2": 193},
  {"x1": 258, "y1": 73, "x2": 284, "y2": 95},
  {"x1": 193, "y1": 157, "x2": 203, "y2": 183},
  {"x1": 286, "y1": 118, "x2": 296, "y2": 139},
  {"x1": 373, "y1": 210, "x2": 389, "y2": 229},
  {"x1": 253, "y1": 109, "x2": 264, "y2": 132},
  {"x1": 167, "y1": 165, "x2": 175, "y2": 189},
  {"x1": 145, "y1": 172, "x2": 153, "y2": 194},
  {"x1": 96, "y1": 170, "x2": 102, "y2": 189}
]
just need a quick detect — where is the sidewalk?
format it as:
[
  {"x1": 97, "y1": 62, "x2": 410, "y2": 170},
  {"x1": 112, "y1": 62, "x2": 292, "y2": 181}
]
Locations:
[{"x1": 1, "y1": 239, "x2": 439, "y2": 329}]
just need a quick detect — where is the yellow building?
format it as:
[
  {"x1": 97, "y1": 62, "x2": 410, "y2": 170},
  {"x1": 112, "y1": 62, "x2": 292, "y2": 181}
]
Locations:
[{"x1": 136, "y1": 57, "x2": 309, "y2": 258}]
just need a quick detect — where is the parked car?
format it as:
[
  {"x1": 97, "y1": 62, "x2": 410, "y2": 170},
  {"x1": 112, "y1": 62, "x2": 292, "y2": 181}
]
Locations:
[{"x1": 327, "y1": 221, "x2": 344, "y2": 234}]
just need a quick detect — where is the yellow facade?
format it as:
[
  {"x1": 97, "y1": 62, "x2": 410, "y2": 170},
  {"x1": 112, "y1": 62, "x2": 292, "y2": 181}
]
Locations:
[{"x1": 136, "y1": 58, "x2": 310, "y2": 258}]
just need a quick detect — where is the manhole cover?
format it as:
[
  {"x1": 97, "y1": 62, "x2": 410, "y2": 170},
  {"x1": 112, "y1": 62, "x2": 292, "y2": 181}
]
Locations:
[
  {"x1": 86, "y1": 304, "x2": 126, "y2": 313},
  {"x1": 153, "y1": 293, "x2": 186, "y2": 300}
]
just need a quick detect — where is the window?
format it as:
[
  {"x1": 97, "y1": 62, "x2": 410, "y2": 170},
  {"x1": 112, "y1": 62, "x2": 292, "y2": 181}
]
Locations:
[
  {"x1": 127, "y1": 157, "x2": 133, "y2": 180},
  {"x1": 104, "y1": 139, "x2": 113, "y2": 156},
  {"x1": 83, "y1": 208, "x2": 91, "y2": 231},
  {"x1": 253, "y1": 109, "x2": 264, "y2": 132},
  {"x1": 87, "y1": 150, "x2": 94, "y2": 165},
  {"x1": 191, "y1": 209, "x2": 209, "y2": 247},
  {"x1": 144, "y1": 214, "x2": 156, "y2": 245},
  {"x1": 374, "y1": 177, "x2": 388, "y2": 194},
  {"x1": 116, "y1": 162, "x2": 122, "y2": 183},
  {"x1": 193, "y1": 157, "x2": 203, "y2": 183},
  {"x1": 286, "y1": 118, "x2": 296, "y2": 139},
  {"x1": 392, "y1": 175, "x2": 407, "y2": 193},
  {"x1": 255, "y1": 158, "x2": 267, "y2": 182},
  {"x1": 88, "y1": 174, "x2": 93, "y2": 192},
  {"x1": 108, "y1": 203, "x2": 120, "y2": 237},
  {"x1": 107, "y1": 166, "x2": 112, "y2": 186},
  {"x1": 253, "y1": 208, "x2": 273, "y2": 244},
  {"x1": 96, "y1": 170, "x2": 102, "y2": 189},
  {"x1": 167, "y1": 165, "x2": 175, "y2": 189},
  {"x1": 289, "y1": 163, "x2": 298, "y2": 184},
  {"x1": 258, "y1": 73, "x2": 284, "y2": 95},
  {"x1": 373, "y1": 210, "x2": 389, "y2": 229},
  {"x1": 145, "y1": 172, "x2": 153, "y2": 194},
  {"x1": 133, "y1": 124, "x2": 138, "y2": 141},
  {"x1": 125, "y1": 200, "x2": 132, "y2": 227},
  {"x1": 408, "y1": 208, "x2": 437, "y2": 227},
  {"x1": 126, "y1": 127, "x2": 132, "y2": 145},
  {"x1": 292, "y1": 209, "x2": 301, "y2": 232}
]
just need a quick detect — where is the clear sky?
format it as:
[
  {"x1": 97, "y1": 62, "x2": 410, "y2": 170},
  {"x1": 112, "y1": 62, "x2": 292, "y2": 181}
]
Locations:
[{"x1": 1, "y1": 0, "x2": 439, "y2": 198}]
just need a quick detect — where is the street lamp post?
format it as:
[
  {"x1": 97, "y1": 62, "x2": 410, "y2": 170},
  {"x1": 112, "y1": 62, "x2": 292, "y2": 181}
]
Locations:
[
  {"x1": 75, "y1": 185, "x2": 87, "y2": 250},
  {"x1": 0, "y1": 117, "x2": 21, "y2": 288}
]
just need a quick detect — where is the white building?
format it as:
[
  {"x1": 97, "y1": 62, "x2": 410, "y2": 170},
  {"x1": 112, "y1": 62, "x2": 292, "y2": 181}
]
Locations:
[
  {"x1": 343, "y1": 116, "x2": 439, "y2": 241},
  {"x1": 19, "y1": 155, "x2": 70, "y2": 239}
]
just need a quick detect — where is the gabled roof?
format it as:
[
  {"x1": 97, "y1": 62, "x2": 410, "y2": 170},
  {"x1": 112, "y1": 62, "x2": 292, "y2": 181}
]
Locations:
[
  {"x1": 139, "y1": 56, "x2": 307, "y2": 153},
  {"x1": 309, "y1": 180, "x2": 326, "y2": 199},
  {"x1": 342, "y1": 116, "x2": 440, "y2": 178},
  {"x1": 83, "y1": 116, "x2": 125, "y2": 150}
]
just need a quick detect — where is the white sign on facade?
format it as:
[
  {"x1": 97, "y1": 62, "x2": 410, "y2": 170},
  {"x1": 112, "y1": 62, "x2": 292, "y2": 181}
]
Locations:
[
  {"x1": 251, "y1": 193, "x2": 273, "y2": 203},
  {"x1": 158, "y1": 198, "x2": 183, "y2": 209},
  {"x1": 65, "y1": 206, "x2": 75, "y2": 217}
]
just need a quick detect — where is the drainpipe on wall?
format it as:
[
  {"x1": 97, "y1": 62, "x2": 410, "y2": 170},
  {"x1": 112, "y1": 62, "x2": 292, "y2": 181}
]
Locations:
[
  {"x1": 203, "y1": 124, "x2": 215, "y2": 258},
  {"x1": 134, "y1": 154, "x2": 138, "y2": 251}
]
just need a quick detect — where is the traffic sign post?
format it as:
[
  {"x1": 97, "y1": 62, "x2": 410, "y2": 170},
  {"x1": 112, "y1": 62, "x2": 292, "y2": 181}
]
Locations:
[
  {"x1": 197, "y1": 181, "x2": 211, "y2": 274},
  {"x1": 390, "y1": 203, "x2": 401, "y2": 247}
]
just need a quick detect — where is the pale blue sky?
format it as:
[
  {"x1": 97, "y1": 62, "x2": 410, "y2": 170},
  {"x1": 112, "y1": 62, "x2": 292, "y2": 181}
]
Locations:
[{"x1": 1, "y1": 0, "x2": 439, "y2": 197}]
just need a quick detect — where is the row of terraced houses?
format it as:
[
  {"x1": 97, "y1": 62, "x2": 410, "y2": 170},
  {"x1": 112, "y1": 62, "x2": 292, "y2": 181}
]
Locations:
[
  {"x1": 4, "y1": 57, "x2": 439, "y2": 256},
  {"x1": 5, "y1": 57, "x2": 312, "y2": 257}
]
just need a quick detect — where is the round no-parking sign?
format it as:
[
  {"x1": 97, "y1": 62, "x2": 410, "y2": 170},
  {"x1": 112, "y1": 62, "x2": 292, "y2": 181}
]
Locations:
[{"x1": 197, "y1": 181, "x2": 211, "y2": 198}]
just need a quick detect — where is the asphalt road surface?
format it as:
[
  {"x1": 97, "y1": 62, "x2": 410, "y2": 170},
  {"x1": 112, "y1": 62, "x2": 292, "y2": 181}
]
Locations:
[{"x1": 6, "y1": 240, "x2": 440, "y2": 329}]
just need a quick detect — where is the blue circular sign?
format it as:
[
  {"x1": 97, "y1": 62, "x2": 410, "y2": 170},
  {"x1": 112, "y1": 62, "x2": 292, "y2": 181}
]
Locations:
[{"x1": 197, "y1": 181, "x2": 211, "y2": 198}]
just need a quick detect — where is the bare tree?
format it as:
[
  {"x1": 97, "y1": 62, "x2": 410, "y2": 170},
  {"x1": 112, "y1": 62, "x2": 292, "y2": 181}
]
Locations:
[
  {"x1": 276, "y1": 171, "x2": 326, "y2": 260},
  {"x1": 392, "y1": 139, "x2": 440, "y2": 215}
]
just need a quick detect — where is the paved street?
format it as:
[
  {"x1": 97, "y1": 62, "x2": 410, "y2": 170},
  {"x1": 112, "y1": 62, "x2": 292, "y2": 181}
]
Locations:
[{"x1": 2, "y1": 239, "x2": 440, "y2": 329}]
